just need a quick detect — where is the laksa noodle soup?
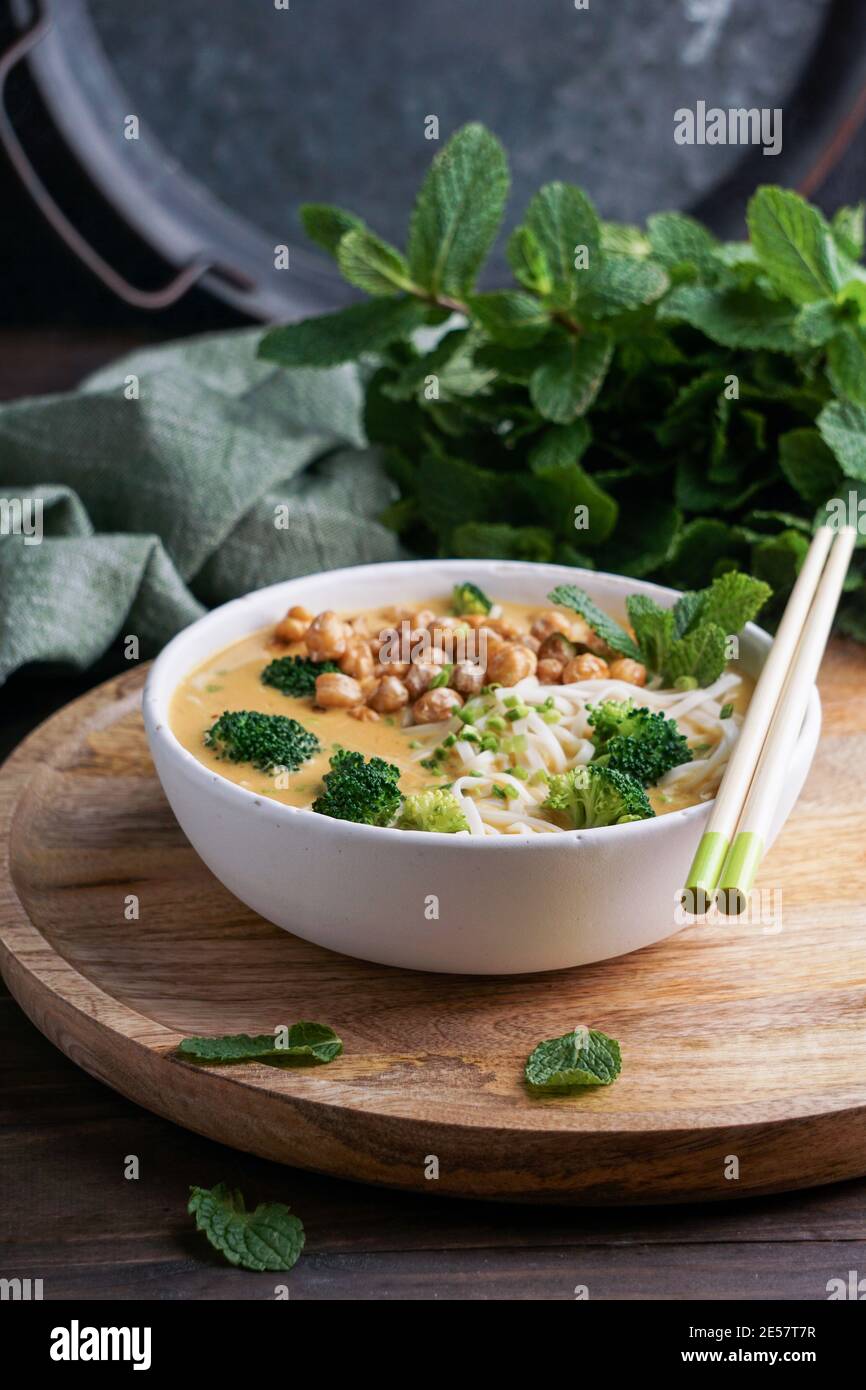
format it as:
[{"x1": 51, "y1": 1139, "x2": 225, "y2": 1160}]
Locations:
[{"x1": 171, "y1": 575, "x2": 761, "y2": 837}]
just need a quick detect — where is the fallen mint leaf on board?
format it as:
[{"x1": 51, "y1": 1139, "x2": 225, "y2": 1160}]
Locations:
[
  {"x1": 177, "y1": 1023, "x2": 343, "y2": 1064},
  {"x1": 525, "y1": 1026, "x2": 622, "y2": 1091},
  {"x1": 188, "y1": 1184, "x2": 305, "y2": 1272}
]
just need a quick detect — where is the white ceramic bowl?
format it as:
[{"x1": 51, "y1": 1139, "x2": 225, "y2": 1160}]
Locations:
[{"x1": 143, "y1": 560, "x2": 820, "y2": 975}]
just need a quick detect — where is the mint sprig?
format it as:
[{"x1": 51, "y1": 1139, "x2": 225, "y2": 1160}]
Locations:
[
  {"x1": 188, "y1": 1184, "x2": 305, "y2": 1272},
  {"x1": 258, "y1": 125, "x2": 866, "y2": 642}
]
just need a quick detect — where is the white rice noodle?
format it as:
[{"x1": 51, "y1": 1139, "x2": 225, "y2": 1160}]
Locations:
[{"x1": 417, "y1": 669, "x2": 744, "y2": 836}]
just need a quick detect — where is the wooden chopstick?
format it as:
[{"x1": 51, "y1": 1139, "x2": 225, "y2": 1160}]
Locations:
[
  {"x1": 681, "y1": 524, "x2": 835, "y2": 912},
  {"x1": 715, "y1": 525, "x2": 858, "y2": 915}
]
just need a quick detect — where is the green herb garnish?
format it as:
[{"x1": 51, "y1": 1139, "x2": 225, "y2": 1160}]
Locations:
[
  {"x1": 525, "y1": 1026, "x2": 622, "y2": 1092},
  {"x1": 188, "y1": 1184, "x2": 305, "y2": 1272},
  {"x1": 178, "y1": 1023, "x2": 342, "y2": 1065},
  {"x1": 258, "y1": 126, "x2": 866, "y2": 637}
]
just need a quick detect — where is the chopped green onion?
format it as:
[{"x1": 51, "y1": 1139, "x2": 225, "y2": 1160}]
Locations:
[
  {"x1": 511, "y1": 765, "x2": 529, "y2": 781},
  {"x1": 506, "y1": 704, "x2": 530, "y2": 722},
  {"x1": 429, "y1": 664, "x2": 453, "y2": 690},
  {"x1": 481, "y1": 735, "x2": 500, "y2": 753},
  {"x1": 719, "y1": 703, "x2": 734, "y2": 719},
  {"x1": 503, "y1": 695, "x2": 519, "y2": 708},
  {"x1": 674, "y1": 675, "x2": 699, "y2": 691},
  {"x1": 486, "y1": 715, "x2": 507, "y2": 732},
  {"x1": 541, "y1": 709, "x2": 561, "y2": 724}
]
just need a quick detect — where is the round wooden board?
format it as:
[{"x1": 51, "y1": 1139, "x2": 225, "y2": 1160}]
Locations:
[{"x1": 2, "y1": 654, "x2": 866, "y2": 1205}]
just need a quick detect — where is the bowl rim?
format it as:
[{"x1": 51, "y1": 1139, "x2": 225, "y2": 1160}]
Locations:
[{"x1": 143, "y1": 558, "x2": 821, "y2": 852}]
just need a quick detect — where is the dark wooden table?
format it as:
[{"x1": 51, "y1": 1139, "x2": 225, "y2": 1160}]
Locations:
[{"x1": 2, "y1": 331, "x2": 865, "y2": 1301}]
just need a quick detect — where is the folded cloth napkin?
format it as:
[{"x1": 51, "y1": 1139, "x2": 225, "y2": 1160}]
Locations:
[{"x1": 0, "y1": 328, "x2": 405, "y2": 685}]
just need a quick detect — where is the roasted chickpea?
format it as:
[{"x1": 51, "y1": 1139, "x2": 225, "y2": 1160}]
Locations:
[
  {"x1": 486, "y1": 642, "x2": 537, "y2": 687},
  {"x1": 538, "y1": 632, "x2": 577, "y2": 664},
  {"x1": 514, "y1": 633, "x2": 541, "y2": 655},
  {"x1": 306, "y1": 610, "x2": 348, "y2": 661},
  {"x1": 608, "y1": 657, "x2": 647, "y2": 687},
  {"x1": 412, "y1": 687, "x2": 464, "y2": 723},
  {"x1": 451, "y1": 661, "x2": 485, "y2": 696},
  {"x1": 404, "y1": 661, "x2": 438, "y2": 700},
  {"x1": 374, "y1": 659, "x2": 410, "y2": 679},
  {"x1": 562, "y1": 653, "x2": 609, "y2": 682},
  {"x1": 274, "y1": 604, "x2": 312, "y2": 644},
  {"x1": 339, "y1": 639, "x2": 375, "y2": 681},
  {"x1": 348, "y1": 704, "x2": 380, "y2": 722},
  {"x1": 315, "y1": 672, "x2": 364, "y2": 708},
  {"x1": 537, "y1": 658, "x2": 565, "y2": 684},
  {"x1": 368, "y1": 675, "x2": 410, "y2": 713},
  {"x1": 274, "y1": 615, "x2": 308, "y2": 644},
  {"x1": 484, "y1": 616, "x2": 519, "y2": 639},
  {"x1": 530, "y1": 609, "x2": 572, "y2": 642}
]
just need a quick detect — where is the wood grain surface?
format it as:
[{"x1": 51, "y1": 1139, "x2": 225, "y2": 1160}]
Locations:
[{"x1": 1, "y1": 648, "x2": 865, "y2": 1206}]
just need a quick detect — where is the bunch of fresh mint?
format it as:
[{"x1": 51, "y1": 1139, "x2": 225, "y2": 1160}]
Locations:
[{"x1": 259, "y1": 123, "x2": 866, "y2": 637}]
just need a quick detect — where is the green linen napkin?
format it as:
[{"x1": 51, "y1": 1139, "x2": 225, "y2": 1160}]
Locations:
[{"x1": 0, "y1": 328, "x2": 405, "y2": 685}]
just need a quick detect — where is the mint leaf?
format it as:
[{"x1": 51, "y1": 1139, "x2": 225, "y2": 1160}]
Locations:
[
  {"x1": 832, "y1": 203, "x2": 866, "y2": 260},
  {"x1": 672, "y1": 589, "x2": 706, "y2": 638},
  {"x1": 646, "y1": 210, "x2": 719, "y2": 270},
  {"x1": 547, "y1": 584, "x2": 641, "y2": 659},
  {"x1": 580, "y1": 254, "x2": 669, "y2": 316},
  {"x1": 526, "y1": 458, "x2": 618, "y2": 543},
  {"x1": 506, "y1": 225, "x2": 553, "y2": 295},
  {"x1": 818, "y1": 399, "x2": 866, "y2": 480},
  {"x1": 468, "y1": 290, "x2": 550, "y2": 347},
  {"x1": 626, "y1": 593, "x2": 674, "y2": 673},
  {"x1": 336, "y1": 228, "x2": 414, "y2": 296},
  {"x1": 521, "y1": 182, "x2": 601, "y2": 308},
  {"x1": 178, "y1": 1023, "x2": 343, "y2": 1064},
  {"x1": 600, "y1": 220, "x2": 652, "y2": 257},
  {"x1": 259, "y1": 298, "x2": 429, "y2": 368},
  {"x1": 529, "y1": 332, "x2": 613, "y2": 423},
  {"x1": 658, "y1": 284, "x2": 797, "y2": 349},
  {"x1": 525, "y1": 1026, "x2": 622, "y2": 1091},
  {"x1": 407, "y1": 123, "x2": 509, "y2": 297},
  {"x1": 188, "y1": 1184, "x2": 305, "y2": 1272},
  {"x1": 778, "y1": 429, "x2": 842, "y2": 507},
  {"x1": 452, "y1": 522, "x2": 554, "y2": 562},
  {"x1": 699, "y1": 570, "x2": 772, "y2": 634},
  {"x1": 752, "y1": 529, "x2": 810, "y2": 591},
  {"x1": 794, "y1": 298, "x2": 847, "y2": 347},
  {"x1": 300, "y1": 202, "x2": 365, "y2": 256},
  {"x1": 747, "y1": 187, "x2": 851, "y2": 304},
  {"x1": 826, "y1": 328, "x2": 866, "y2": 407},
  {"x1": 662, "y1": 622, "x2": 727, "y2": 687}
]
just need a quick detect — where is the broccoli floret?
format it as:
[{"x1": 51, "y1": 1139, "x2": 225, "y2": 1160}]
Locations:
[
  {"x1": 451, "y1": 581, "x2": 492, "y2": 616},
  {"x1": 397, "y1": 788, "x2": 469, "y2": 833},
  {"x1": 261, "y1": 655, "x2": 339, "y2": 698},
  {"x1": 587, "y1": 699, "x2": 692, "y2": 786},
  {"x1": 312, "y1": 749, "x2": 402, "y2": 826},
  {"x1": 543, "y1": 764, "x2": 654, "y2": 829},
  {"x1": 204, "y1": 710, "x2": 319, "y2": 772}
]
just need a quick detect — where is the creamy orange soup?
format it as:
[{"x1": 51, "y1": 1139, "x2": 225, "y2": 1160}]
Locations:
[{"x1": 170, "y1": 595, "x2": 752, "y2": 827}]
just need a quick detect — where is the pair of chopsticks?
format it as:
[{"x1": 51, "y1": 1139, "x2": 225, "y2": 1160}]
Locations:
[{"x1": 682, "y1": 523, "x2": 858, "y2": 916}]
